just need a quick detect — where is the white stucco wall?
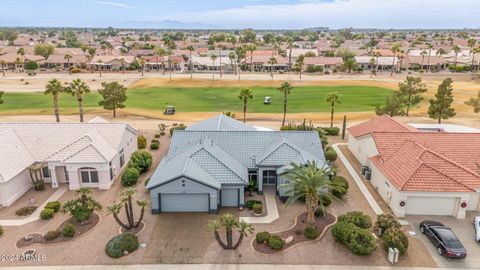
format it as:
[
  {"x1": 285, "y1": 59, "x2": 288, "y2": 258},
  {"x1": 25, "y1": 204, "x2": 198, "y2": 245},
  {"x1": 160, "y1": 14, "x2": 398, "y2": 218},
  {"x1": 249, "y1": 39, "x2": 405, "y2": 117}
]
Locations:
[
  {"x1": 0, "y1": 169, "x2": 32, "y2": 207},
  {"x1": 347, "y1": 134, "x2": 379, "y2": 166}
]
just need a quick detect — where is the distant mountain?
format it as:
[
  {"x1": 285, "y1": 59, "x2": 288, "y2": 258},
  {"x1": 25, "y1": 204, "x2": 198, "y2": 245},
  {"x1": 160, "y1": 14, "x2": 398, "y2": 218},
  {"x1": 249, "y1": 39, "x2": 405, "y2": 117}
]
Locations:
[{"x1": 123, "y1": 20, "x2": 220, "y2": 29}]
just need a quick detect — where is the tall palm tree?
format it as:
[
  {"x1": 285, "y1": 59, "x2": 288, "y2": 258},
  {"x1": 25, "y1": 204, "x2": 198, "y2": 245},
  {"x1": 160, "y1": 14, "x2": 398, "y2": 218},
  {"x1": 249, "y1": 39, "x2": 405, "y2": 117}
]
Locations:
[
  {"x1": 66, "y1": 79, "x2": 91, "y2": 122},
  {"x1": 119, "y1": 58, "x2": 125, "y2": 74},
  {"x1": 452, "y1": 45, "x2": 461, "y2": 67},
  {"x1": 371, "y1": 51, "x2": 381, "y2": 75},
  {"x1": 390, "y1": 43, "x2": 401, "y2": 76},
  {"x1": 472, "y1": 47, "x2": 480, "y2": 72},
  {"x1": 64, "y1": 54, "x2": 73, "y2": 74},
  {"x1": 96, "y1": 60, "x2": 103, "y2": 77},
  {"x1": 228, "y1": 52, "x2": 236, "y2": 75},
  {"x1": 246, "y1": 44, "x2": 257, "y2": 72},
  {"x1": 235, "y1": 46, "x2": 246, "y2": 81},
  {"x1": 17, "y1": 48, "x2": 25, "y2": 71},
  {"x1": 425, "y1": 43, "x2": 433, "y2": 73},
  {"x1": 44, "y1": 79, "x2": 65, "y2": 122},
  {"x1": 167, "y1": 50, "x2": 173, "y2": 81},
  {"x1": 287, "y1": 37, "x2": 294, "y2": 71},
  {"x1": 368, "y1": 57, "x2": 376, "y2": 77},
  {"x1": 420, "y1": 50, "x2": 427, "y2": 71},
  {"x1": 281, "y1": 161, "x2": 339, "y2": 225},
  {"x1": 0, "y1": 60, "x2": 6, "y2": 77},
  {"x1": 238, "y1": 88, "x2": 254, "y2": 123},
  {"x1": 138, "y1": 58, "x2": 145, "y2": 76},
  {"x1": 277, "y1": 82, "x2": 293, "y2": 126},
  {"x1": 217, "y1": 44, "x2": 225, "y2": 77},
  {"x1": 186, "y1": 45, "x2": 195, "y2": 79},
  {"x1": 154, "y1": 47, "x2": 166, "y2": 75},
  {"x1": 325, "y1": 92, "x2": 342, "y2": 127},
  {"x1": 268, "y1": 56, "x2": 277, "y2": 80},
  {"x1": 295, "y1": 55, "x2": 305, "y2": 80},
  {"x1": 468, "y1": 38, "x2": 477, "y2": 71},
  {"x1": 210, "y1": 54, "x2": 217, "y2": 81}
]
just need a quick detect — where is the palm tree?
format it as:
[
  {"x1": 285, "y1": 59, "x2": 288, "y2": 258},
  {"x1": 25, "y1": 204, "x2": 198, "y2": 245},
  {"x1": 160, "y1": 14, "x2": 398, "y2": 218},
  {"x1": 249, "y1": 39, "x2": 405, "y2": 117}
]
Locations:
[
  {"x1": 235, "y1": 46, "x2": 246, "y2": 81},
  {"x1": 420, "y1": 50, "x2": 427, "y2": 71},
  {"x1": 217, "y1": 44, "x2": 225, "y2": 77},
  {"x1": 206, "y1": 213, "x2": 254, "y2": 250},
  {"x1": 295, "y1": 55, "x2": 305, "y2": 79},
  {"x1": 281, "y1": 161, "x2": 339, "y2": 225},
  {"x1": 452, "y1": 45, "x2": 461, "y2": 67},
  {"x1": 268, "y1": 56, "x2": 277, "y2": 80},
  {"x1": 0, "y1": 60, "x2": 6, "y2": 77},
  {"x1": 44, "y1": 79, "x2": 65, "y2": 122},
  {"x1": 371, "y1": 51, "x2": 381, "y2": 75},
  {"x1": 246, "y1": 44, "x2": 257, "y2": 72},
  {"x1": 390, "y1": 43, "x2": 401, "y2": 76},
  {"x1": 368, "y1": 57, "x2": 376, "y2": 77},
  {"x1": 64, "y1": 54, "x2": 73, "y2": 74},
  {"x1": 96, "y1": 60, "x2": 103, "y2": 77},
  {"x1": 167, "y1": 50, "x2": 173, "y2": 81},
  {"x1": 228, "y1": 52, "x2": 236, "y2": 75},
  {"x1": 17, "y1": 48, "x2": 25, "y2": 71},
  {"x1": 66, "y1": 79, "x2": 91, "y2": 122},
  {"x1": 277, "y1": 82, "x2": 293, "y2": 126},
  {"x1": 472, "y1": 47, "x2": 480, "y2": 72},
  {"x1": 154, "y1": 47, "x2": 166, "y2": 75},
  {"x1": 468, "y1": 39, "x2": 477, "y2": 71},
  {"x1": 210, "y1": 54, "x2": 217, "y2": 81},
  {"x1": 238, "y1": 88, "x2": 254, "y2": 123},
  {"x1": 0, "y1": 91, "x2": 4, "y2": 104},
  {"x1": 426, "y1": 43, "x2": 433, "y2": 73},
  {"x1": 107, "y1": 188, "x2": 147, "y2": 231},
  {"x1": 186, "y1": 45, "x2": 195, "y2": 79},
  {"x1": 325, "y1": 92, "x2": 342, "y2": 127},
  {"x1": 287, "y1": 37, "x2": 294, "y2": 71},
  {"x1": 119, "y1": 58, "x2": 125, "y2": 74},
  {"x1": 138, "y1": 58, "x2": 145, "y2": 76}
]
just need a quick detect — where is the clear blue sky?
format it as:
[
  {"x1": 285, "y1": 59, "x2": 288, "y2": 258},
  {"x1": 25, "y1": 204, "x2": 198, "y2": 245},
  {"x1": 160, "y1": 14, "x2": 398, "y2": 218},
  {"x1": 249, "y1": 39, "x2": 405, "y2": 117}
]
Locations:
[{"x1": 0, "y1": 0, "x2": 478, "y2": 29}]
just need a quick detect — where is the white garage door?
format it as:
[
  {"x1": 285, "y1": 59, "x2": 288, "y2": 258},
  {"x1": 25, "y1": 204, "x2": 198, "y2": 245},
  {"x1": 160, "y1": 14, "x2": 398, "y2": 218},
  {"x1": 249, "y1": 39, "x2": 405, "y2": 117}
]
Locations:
[
  {"x1": 221, "y1": 188, "x2": 239, "y2": 207},
  {"x1": 405, "y1": 196, "x2": 458, "y2": 216},
  {"x1": 160, "y1": 193, "x2": 209, "y2": 212}
]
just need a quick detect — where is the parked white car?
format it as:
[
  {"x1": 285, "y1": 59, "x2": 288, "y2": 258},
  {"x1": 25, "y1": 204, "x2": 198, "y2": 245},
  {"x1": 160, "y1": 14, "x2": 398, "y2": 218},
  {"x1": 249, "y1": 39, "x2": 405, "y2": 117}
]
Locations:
[{"x1": 474, "y1": 216, "x2": 480, "y2": 242}]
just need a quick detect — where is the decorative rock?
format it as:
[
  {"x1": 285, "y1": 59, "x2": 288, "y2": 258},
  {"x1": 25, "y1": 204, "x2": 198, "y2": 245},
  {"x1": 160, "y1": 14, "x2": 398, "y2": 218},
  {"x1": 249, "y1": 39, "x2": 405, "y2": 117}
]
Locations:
[
  {"x1": 140, "y1": 243, "x2": 146, "y2": 249},
  {"x1": 24, "y1": 235, "x2": 33, "y2": 241},
  {"x1": 284, "y1": 236, "x2": 294, "y2": 245},
  {"x1": 29, "y1": 198, "x2": 36, "y2": 205},
  {"x1": 123, "y1": 250, "x2": 129, "y2": 255}
]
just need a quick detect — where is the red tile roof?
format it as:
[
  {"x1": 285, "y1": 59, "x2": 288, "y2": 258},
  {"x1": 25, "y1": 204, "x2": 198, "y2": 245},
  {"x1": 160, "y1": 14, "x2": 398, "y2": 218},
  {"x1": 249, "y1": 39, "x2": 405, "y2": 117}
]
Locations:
[{"x1": 347, "y1": 115, "x2": 417, "y2": 138}]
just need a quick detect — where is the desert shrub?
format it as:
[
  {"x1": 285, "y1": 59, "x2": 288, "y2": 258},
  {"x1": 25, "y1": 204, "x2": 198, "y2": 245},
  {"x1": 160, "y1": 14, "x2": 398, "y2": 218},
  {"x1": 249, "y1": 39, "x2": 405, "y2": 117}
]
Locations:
[
  {"x1": 151, "y1": 138, "x2": 160, "y2": 144},
  {"x1": 25, "y1": 61, "x2": 39, "y2": 71},
  {"x1": 15, "y1": 206, "x2": 37, "y2": 216},
  {"x1": 331, "y1": 221, "x2": 377, "y2": 255},
  {"x1": 331, "y1": 176, "x2": 349, "y2": 199},
  {"x1": 256, "y1": 231, "x2": 271, "y2": 244},
  {"x1": 62, "y1": 223, "x2": 76, "y2": 237},
  {"x1": 121, "y1": 167, "x2": 140, "y2": 187},
  {"x1": 245, "y1": 200, "x2": 262, "y2": 210},
  {"x1": 325, "y1": 149, "x2": 338, "y2": 162},
  {"x1": 304, "y1": 227, "x2": 320, "y2": 239},
  {"x1": 154, "y1": 133, "x2": 161, "y2": 138},
  {"x1": 268, "y1": 234, "x2": 284, "y2": 250},
  {"x1": 129, "y1": 151, "x2": 152, "y2": 173},
  {"x1": 306, "y1": 65, "x2": 323, "y2": 73},
  {"x1": 172, "y1": 123, "x2": 178, "y2": 126},
  {"x1": 382, "y1": 227, "x2": 409, "y2": 255},
  {"x1": 253, "y1": 204, "x2": 263, "y2": 214},
  {"x1": 137, "y1": 135, "x2": 147, "y2": 149},
  {"x1": 105, "y1": 233, "x2": 139, "y2": 258},
  {"x1": 0, "y1": 225, "x2": 3, "y2": 237},
  {"x1": 160, "y1": 131, "x2": 165, "y2": 136},
  {"x1": 34, "y1": 181, "x2": 45, "y2": 191},
  {"x1": 375, "y1": 214, "x2": 401, "y2": 234},
  {"x1": 40, "y1": 209, "x2": 54, "y2": 220},
  {"x1": 320, "y1": 136, "x2": 329, "y2": 149},
  {"x1": 150, "y1": 142, "x2": 159, "y2": 150},
  {"x1": 338, "y1": 211, "x2": 372, "y2": 229},
  {"x1": 169, "y1": 125, "x2": 187, "y2": 135},
  {"x1": 321, "y1": 127, "x2": 340, "y2": 136},
  {"x1": 71, "y1": 206, "x2": 93, "y2": 222},
  {"x1": 44, "y1": 230, "x2": 61, "y2": 241},
  {"x1": 71, "y1": 68, "x2": 81, "y2": 73},
  {"x1": 45, "y1": 201, "x2": 61, "y2": 213},
  {"x1": 319, "y1": 194, "x2": 332, "y2": 206}
]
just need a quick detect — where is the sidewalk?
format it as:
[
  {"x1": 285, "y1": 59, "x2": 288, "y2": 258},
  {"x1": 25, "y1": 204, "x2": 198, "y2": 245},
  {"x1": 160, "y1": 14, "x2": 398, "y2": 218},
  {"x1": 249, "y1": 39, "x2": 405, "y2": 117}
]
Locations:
[
  {"x1": 332, "y1": 143, "x2": 383, "y2": 215},
  {"x1": 240, "y1": 189, "x2": 279, "y2": 224},
  {"x1": 0, "y1": 186, "x2": 67, "y2": 226}
]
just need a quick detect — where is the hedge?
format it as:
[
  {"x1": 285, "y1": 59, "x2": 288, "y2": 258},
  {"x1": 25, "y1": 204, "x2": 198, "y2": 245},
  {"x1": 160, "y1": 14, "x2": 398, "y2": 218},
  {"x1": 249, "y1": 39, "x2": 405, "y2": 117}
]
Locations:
[
  {"x1": 105, "y1": 233, "x2": 139, "y2": 258},
  {"x1": 137, "y1": 135, "x2": 147, "y2": 149},
  {"x1": 40, "y1": 209, "x2": 54, "y2": 220},
  {"x1": 382, "y1": 227, "x2": 409, "y2": 255},
  {"x1": 325, "y1": 149, "x2": 338, "y2": 162},
  {"x1": 304, "y1": 227, "x2": 320, "y2": 239},
  {"x1": 62, "y1": 223, "x2": 76, "y2": 237},
  {"x1": 170, "y1": 125, "x2": 187, "y2": 135},
  {"x1": 44, "y1": 230, "x2": 61, "y2": 241},
  {"x1": 150, "y1": 142, "x2": 159, "y2": 150},
  {"x1": 337, "y1": 211, "x2": 372, "y2": 229},
  {"x1": 129, "y1": 151, "x2": 152, "y2": 173},
  {"x1": 45, "y1": 201, "x2": 62, "y2": 213},
  {"x1": 256, "y1": 231, "x2": 271, "y2": 244},
  {"x1": 121, "y1": 167, "x2": 140, "y2": 186},
  {"x1": 375, "y1": 214, "x2": 401, "y2": 234},
  {"x1": 268, "y1": 234, "x2": 284, "y2": 250},
  {"x1": 331, "y1": 221, "x2": 377, "y2": 256},
  {"x1": 321, "y1": 127, "x2": 340, "y2": 136}
]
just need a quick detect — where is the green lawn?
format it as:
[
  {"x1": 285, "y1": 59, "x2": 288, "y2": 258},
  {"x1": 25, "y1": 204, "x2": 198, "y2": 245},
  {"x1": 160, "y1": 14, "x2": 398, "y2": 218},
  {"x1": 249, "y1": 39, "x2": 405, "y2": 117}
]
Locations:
[{"x1": 0, "y1": 85, "x2": 392, "y2": 114}]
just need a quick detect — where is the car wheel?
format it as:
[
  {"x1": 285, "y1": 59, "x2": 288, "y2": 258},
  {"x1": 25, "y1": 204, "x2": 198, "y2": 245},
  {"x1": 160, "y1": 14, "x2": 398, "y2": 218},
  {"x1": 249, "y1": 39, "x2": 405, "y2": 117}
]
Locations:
[
  {"x1": 420, "y1": 226, "x2": 425, "y2": 234},
  {"x1": 437, "y1": 247, "x2": 443, "y2": 256}
]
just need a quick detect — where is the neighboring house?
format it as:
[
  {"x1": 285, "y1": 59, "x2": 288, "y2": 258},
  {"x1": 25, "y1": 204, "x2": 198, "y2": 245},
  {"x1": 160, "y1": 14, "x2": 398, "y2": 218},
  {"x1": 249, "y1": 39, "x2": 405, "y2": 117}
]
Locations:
[
  {"x1": 303, "y1": 57, "x2": 343, "y2": 71},
  {"x1": 88, "y1": 55, "x2": 135, "y2": 71},
  {"x1": 401, "y1": 55, "x2": 448, "y2": 71},
  {"x1": 0, "y1": 117, "x2": 138, "y2": 207},
  {"x1": 146, "y1": 115, "x2": 326, "y2": 213},
  {"x1": 347, "y1": 115, "x2": 480, "y2": 219}
]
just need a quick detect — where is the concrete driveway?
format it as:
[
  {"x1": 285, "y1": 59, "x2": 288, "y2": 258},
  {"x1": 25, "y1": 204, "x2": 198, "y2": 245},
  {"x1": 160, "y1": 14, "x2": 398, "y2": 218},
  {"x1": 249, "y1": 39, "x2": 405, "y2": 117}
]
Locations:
[{"x1": 406, "y1": 212, "x2": 480, "y2": 269}]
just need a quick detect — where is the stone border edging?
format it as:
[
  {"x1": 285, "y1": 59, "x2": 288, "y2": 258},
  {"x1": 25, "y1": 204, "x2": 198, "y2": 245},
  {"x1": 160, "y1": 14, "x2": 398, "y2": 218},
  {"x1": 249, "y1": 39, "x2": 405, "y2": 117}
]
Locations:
[
  {"x1": 250, "y1": 212, "x2": 338, "y2": 254},
  {"x1": 14, "y1": 213, "x2": 102, "y2": 250}
]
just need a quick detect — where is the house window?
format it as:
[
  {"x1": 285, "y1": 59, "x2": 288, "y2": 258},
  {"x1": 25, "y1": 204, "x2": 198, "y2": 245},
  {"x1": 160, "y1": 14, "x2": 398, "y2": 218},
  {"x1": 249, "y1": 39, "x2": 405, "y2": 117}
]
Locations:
[
  {"x1": 119, "y1": 149, "x2": 125, "y2": 167},
  {"x1": 109, "y1": 161, "x2": 114, "y2": 181},
  {"x1": 262, "y1": 170, "x2": 277, "y2": 185},
  {"x1": 248, "y1": 170, "x2": 258, "y2": 183},
  {"x1": 42, "y1": 167, "x2": 51, "y2": 178},
  {"x1": 80, "y1": 167, "x2": 99, "y2": 183}
]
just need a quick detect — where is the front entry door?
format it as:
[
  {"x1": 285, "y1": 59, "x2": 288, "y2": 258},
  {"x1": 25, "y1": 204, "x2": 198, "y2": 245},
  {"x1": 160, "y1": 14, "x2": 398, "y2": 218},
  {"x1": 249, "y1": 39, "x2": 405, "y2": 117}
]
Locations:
[{"x1": 262, "y1": 170, "x2": 277, "y2": 185}]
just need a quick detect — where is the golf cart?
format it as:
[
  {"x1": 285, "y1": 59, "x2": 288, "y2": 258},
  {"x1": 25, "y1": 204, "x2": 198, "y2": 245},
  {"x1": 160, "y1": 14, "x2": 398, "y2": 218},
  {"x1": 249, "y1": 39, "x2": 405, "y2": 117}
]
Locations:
[
  {"x1": 164, "y1": 105, "x2": 175, "y2": 115},
  {"x1": 264, "y1": 96, "x2": 271, "y2": 105}
]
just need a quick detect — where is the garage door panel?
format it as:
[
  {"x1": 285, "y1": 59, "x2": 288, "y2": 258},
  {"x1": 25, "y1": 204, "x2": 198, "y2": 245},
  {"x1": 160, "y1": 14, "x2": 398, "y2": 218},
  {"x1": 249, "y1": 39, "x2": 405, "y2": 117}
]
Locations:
[
  {"x1": 405, "y1": 196, "x2": 458, "y2": 216},
  {"x1": 221, "y1": 188, "x2": 239, "y2": 207},
  {"x1": 160, "y1": 193, "x2": 209, "y2": 212}
]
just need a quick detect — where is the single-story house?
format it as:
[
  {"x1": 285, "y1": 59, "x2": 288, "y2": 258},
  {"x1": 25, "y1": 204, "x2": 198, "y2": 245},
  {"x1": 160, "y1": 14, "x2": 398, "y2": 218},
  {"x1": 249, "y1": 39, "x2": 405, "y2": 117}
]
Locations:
[
  {"x1": 146, "y1": 115, "x2": 326, "y2": 213},
  {"x1": 0, "y1": 117, "x2": 138, "y2": 207},
  {"x1": 88, "y1": 55, "x2": 135, "y2": 71},
  {"x1": 303, "y1": 57, "x2": 343, "y2": 71},
  {"x1": 355, "y1": 56, "x2": 398, "y2": 71},
  {"x1": 401, "y1": 55, "x2": 448, "y2": 71},
  {"x1": 347, "y1": 115, "x2": 480, "y2": 219}
]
